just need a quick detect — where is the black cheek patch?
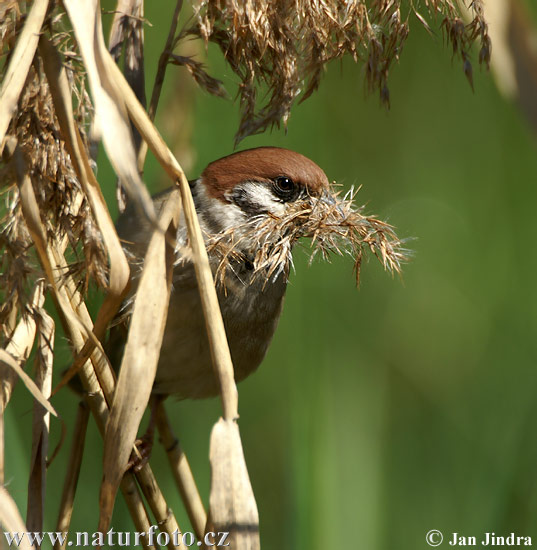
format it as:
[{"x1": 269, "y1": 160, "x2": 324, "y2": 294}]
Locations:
[{"x1": 231, "y1": 187, "x2": 268, "y2": 215}]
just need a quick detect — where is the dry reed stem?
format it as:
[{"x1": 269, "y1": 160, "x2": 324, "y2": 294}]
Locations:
[
  {"x1": 38, "y1": 35, "x2": 130, "y2": 299},
  {"x1": 178, "y1": 177, "x2": 264, "y2": 543},
  {"x1": 0, "y1": 0, "x2": 49, "y2": 153},
  {"x1": 26, "y1": 170, "x2": 181, "y2": 546},
  {"x1": 177, "y1": 177, "x2": 239, "y2": 421},
  {"x1": 54, "y1": 402, "x2": 90, "y2": 550},
  {"x1": 143, "y1": 7, "x2": 210, "y2": 541},
  {"x1": 38, "y1": 36, "x2": 129, "y2": 391},
  {"x1": 135, "y1": 466, "x2": 183, "y2": 550},
  {"x1": 0, "y1": 488, "x2": 35, "y2": 550},
  {"x1": 155, "y1": 402, "x2": 207, "y2": 540},
  {"x1": 137, "y1": 0, "x2": 184, "y2": 171},
  {"x1": 27, "y1": 309, "x2": 55, "y2": 536}
]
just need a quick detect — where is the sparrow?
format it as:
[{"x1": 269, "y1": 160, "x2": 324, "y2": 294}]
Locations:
[{"x1": 108, "y1": 146, "x2": 402, "y2": 400}]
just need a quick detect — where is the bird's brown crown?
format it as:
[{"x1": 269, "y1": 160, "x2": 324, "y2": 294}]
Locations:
[{"x1": 201, "y1": 147, "x2": 329, "y2": 200}]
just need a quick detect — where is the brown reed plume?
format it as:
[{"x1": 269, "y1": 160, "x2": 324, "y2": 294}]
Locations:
[
  {"x1": 188, "y1": 0, "x2": 491, "y2": 143},
  {"x1": 206, "y1": 186, "x2": 407, "y2": 289}
]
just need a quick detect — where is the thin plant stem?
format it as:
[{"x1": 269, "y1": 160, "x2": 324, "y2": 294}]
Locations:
[
  {"x1": 54, "y1": 402, "x2": 90, "y2": 550},
  {"x1": 155, "y1": 402, "x2": 207, "y2": 540}
]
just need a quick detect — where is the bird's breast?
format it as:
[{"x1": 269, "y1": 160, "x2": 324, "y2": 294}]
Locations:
[{"x1": 153, "y1": 261, "x2": 287, "y2": 399}]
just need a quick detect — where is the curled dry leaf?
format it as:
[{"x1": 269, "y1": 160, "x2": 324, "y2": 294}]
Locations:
[
  {"x1": 209, "y1": 419, "x2": 260, "y2": 550},
  {"x1": 0, "y1": 487, "x2": 35, "y2": 550},
  {"x1": 1, "y1": 281, "x2": 45, "y2": 410}
]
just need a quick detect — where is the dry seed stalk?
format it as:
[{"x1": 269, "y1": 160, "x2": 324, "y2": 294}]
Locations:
[
  {"x1": 0, "y1": 6, "x2": 104, "y2": 336},
  {"x1": 187, "y1": 0, "x2": 490, "y2": 143}
]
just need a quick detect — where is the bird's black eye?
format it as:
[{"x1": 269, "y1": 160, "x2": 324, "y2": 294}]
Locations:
[{"x1": 273, "y1": 176, "x2": 297, "y2": 200}]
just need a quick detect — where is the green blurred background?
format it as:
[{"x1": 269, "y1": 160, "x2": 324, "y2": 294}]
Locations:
[{"x1": 6, "y1": 2, "x2": 537, "y2": 549}]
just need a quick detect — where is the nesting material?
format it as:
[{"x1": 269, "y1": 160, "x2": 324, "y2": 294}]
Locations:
[{"x1": 207, "y1": 186, "x2": 407, "y2": 288}]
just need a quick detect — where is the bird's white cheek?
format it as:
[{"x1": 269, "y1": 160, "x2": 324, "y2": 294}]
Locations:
[
  {"x1": 195, "y1": 181, "x2": 247, "y2": 231},
  {"x1": 206, "y1": 197, "x2": 246, "y2": 229}
]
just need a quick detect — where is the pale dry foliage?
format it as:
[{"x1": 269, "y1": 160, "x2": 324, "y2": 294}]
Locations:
[
  {"x1": 0, "y1": 0, "x2": 487, "y2": 548},
  {"x1": 188, "y1": 0, "x2": 491, "y2": 142},
  {"x1": 0, "y1": 7, "x2": 102, "y2": 331}
]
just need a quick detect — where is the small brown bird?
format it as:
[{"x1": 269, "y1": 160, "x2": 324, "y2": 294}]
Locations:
[{"x1": 109, "y1": 146, "x2": 403, "y2": 400}]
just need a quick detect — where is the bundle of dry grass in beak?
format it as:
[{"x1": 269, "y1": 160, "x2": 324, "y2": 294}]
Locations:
[{"x1": 208, "y1": 185, "x2": 407, "y2": 288}]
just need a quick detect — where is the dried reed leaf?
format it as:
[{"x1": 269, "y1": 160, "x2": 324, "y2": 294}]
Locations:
[
  {"x1": 39, "y1": 36, "x2": 130, "y2": 297},
  {"x1": 1, "y1": 281, "x2": 45, "y2": 409},
  {"x1": 209, "y1": 419, "x2": 260, "y2": 550},
  {"x1": 0, "y1": 350, "x2": 57, "y2": 419},
  {"x1": 100, "y1": 190, "x2": 180, "y2": 533},
  {"x1": 39, "y1": 35, "x2": 130, "y2": 369},
  {"x1": 63, "y1": 0, "x2": 156, "y2": 223},
  {"x1": 0, "y1": 0, "x2": 49, "y2": 154},
  {"x1": 105, "y1": 52, "x2": 187, "y2": 183},
  {"x1": 0, "y1": 487, "x2": 35, "y2": 550},
  {"x1": 27, "y1": 309, "x2": 55, "y2": 534}
]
